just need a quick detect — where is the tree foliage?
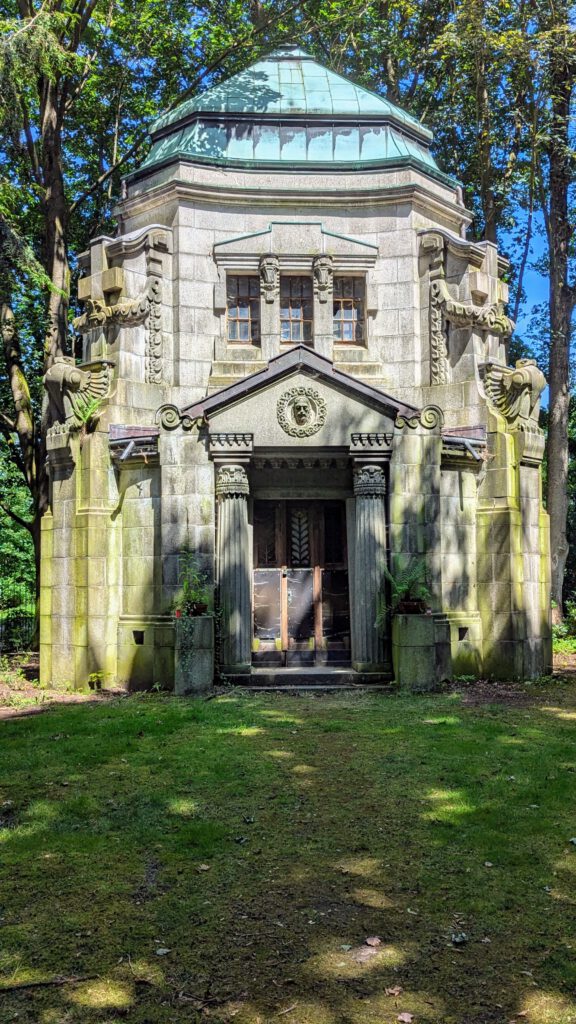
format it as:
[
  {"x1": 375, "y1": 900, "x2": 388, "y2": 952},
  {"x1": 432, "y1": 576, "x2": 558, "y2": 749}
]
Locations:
[{"x1": 0, "y1": 0, "x2": 575, "y2": 609}]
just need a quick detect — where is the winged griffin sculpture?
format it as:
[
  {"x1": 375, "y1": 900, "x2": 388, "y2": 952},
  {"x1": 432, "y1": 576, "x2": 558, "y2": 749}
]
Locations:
[
  {"x1": 481, "y1": 358, "x2": 546, "y2": 431},
  {"x1": 43, "y1": 355, "x2": 112, "y2": 433}
]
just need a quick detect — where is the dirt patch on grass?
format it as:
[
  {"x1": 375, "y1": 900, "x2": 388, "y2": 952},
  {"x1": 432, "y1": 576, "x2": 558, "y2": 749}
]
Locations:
[
  {"x1": 0, "y1": 651, "x2": 126, "y2": 719},
  {"x1": 447, "y1": 653, "x2": 576, "y2": 708},
  {"x1": 0, "y1": 686, "x2": 127, "y2": 719}
]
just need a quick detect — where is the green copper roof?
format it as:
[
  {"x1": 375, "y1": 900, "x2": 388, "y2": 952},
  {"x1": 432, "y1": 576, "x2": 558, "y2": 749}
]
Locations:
[
  {"x1": 133, "y1": 44, "x2": 454, "y2": 183},
  {"x1": 152, "y1": 45, "x2": 430, "y2": 137}
]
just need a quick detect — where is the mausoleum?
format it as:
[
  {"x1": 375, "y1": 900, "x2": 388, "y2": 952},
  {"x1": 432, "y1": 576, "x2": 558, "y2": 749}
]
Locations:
[{"x1": 40, "y1": 44, "x2": 552, "y2": 689}]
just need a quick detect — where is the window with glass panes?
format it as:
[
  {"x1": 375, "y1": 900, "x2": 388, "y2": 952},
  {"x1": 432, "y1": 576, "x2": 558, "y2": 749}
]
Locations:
[
  {"x1": 280, "y1": 276, "x2": 313, "y2": 344},
  {"x1": 226, "y1": 275, "x2": 260, "y2": 343},
  {"x1": 333, "y1": 277, "x2": 365, "y2": 343}
]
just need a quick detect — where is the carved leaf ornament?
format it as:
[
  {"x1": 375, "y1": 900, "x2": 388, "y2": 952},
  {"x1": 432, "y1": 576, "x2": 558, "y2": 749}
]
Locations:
[
  {"x1": 290, "y1": 509, "x2": 310, "y2": 565},
  {"x1": 277, "y1": 386, "x2": 327, "y2": 437}
]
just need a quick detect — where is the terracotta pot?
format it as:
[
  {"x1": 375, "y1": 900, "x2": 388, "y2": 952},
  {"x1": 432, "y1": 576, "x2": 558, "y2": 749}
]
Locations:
[
  {"x1": 190, "y1": 602, "x2": 208, "y2": 616},
  {"x1": 175, "y1": 602, "x2": 209, "y2": 617}
]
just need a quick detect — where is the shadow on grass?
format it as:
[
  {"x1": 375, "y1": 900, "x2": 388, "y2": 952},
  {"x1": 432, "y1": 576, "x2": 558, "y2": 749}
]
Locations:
[{"x1": 1, "y1": 690, "x2": 576, "y2": 1023}]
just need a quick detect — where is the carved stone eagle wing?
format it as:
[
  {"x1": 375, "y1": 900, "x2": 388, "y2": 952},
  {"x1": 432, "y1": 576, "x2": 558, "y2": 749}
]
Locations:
[
  {"x1": 43, "y1": 357, "x2": 112, "y2": 429},
  {"x1": 482, "y1": 359, "x2": 546, "y2": 428}
]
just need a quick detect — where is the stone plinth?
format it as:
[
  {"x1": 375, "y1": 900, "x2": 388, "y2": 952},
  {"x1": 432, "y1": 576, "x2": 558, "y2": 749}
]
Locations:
[
  {"x1": 174, "y1": 615, "x2": 214, "y2": 694},
  {"x1": 392, "y1": 613, "x2": 451, "y2": 691}
]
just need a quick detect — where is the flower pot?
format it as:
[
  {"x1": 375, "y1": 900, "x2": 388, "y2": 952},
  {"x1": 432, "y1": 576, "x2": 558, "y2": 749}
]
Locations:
[{"x1": 175, "y1": 602, "x2": 209, "y2": 618}]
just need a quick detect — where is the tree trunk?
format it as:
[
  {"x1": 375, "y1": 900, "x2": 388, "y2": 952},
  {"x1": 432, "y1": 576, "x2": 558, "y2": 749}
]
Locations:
[
  {"x1": 544, "y1": 15, "x2": 576, "y2": 620},
  {"x1": 1, "y1": 302, "x2": 47, "y2": 627},
  {"x1": 41, "y1": 83, "x2": 69, "y2": 367}
]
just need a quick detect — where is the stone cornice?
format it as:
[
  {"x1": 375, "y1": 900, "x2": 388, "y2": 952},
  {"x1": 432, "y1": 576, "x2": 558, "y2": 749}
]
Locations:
[
  {"x1": 105, "y1": 224, "x2": 172, "y2": 260},
  {"x1": 215, "y1": 253, "x2": 376, "y2": 273},
  {"x1": 418, "y1": 227, "x2": 509, "y2": 276},
  {"x1": 117, "y1": 177, "x2": 471, "y2": 230}
]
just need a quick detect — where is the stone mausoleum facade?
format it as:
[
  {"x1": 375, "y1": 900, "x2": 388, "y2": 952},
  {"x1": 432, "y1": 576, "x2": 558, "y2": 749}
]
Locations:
[{"x1": 40, "y1": 45, "x2": 552, "y2": 689}]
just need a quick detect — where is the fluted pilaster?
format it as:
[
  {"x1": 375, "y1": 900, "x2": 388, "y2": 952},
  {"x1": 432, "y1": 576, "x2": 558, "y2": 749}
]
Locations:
[
  {"x1": 353, "y1": 463, "x2": 387, "y2": 670},
  {"x1": 216, "y1": 464, "x2": 251, "y2": 672}
]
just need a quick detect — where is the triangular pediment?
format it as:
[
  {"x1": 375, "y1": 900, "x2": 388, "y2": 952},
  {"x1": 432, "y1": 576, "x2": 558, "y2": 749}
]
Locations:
[
  {"x1": 182, "y1": 347, "x2": 418, "y2": 449},
  {"x1": 213, "y1": 222, "x2": 378, "y2": 264}
]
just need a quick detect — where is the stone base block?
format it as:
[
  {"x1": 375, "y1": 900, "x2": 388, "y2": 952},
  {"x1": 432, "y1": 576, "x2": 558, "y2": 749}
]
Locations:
[
  {"x1": 117, "y1": 616, "x2": 174, "y2": 691},
  {"x1": 175, "y1": 615, "x2": 214, "y2": 695},
  {"x1": 445, "y1": 613, "x2": 482, "y2": 677},
  {"x1": 392, "y1": 613, "x2": 452, "y2": 692}
]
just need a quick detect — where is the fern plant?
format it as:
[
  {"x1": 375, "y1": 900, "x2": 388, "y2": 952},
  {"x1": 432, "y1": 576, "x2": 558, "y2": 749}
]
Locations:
[
  {"x1": 375, "y1": 558, "x2": 432, "y2": 630},
  {"x1": 174, "y1": 552, "x2": 212, "y2": 616}
]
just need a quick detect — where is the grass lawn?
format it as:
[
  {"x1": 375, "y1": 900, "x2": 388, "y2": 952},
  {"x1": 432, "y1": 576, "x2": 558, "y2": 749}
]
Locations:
[{"x1": 1, "y1": 686, "x2": 576, "y2": 1024}]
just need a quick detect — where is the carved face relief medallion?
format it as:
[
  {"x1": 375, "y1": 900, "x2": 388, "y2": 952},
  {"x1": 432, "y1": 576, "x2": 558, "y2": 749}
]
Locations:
[{"x1": 277, "y1": 386, "x2": 327, "y2": 437}]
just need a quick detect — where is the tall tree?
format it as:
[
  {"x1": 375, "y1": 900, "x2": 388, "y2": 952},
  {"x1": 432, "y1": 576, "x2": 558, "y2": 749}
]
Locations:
[
  {"x1": 2, "y1": 0, "x2": 574, "y2": 617},
  {"x1": 535, "y1": 1, "x2": 576, "y2": 617},
  {"x1": 1, "y1": 0, "x2": 356, "y2": 588}
]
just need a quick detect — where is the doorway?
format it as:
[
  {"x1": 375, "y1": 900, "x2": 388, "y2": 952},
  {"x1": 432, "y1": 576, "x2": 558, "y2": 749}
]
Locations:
[{"x1": 252, "y1": 500, "x2": 350, "y2": 666}]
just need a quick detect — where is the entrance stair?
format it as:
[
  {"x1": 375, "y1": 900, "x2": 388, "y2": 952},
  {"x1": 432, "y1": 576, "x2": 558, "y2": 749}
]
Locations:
[{"x1": 226, "y1": 668, "x2": 394, "y2": 689}]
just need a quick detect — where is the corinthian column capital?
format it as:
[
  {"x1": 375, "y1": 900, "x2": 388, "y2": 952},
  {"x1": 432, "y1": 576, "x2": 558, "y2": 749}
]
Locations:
[
  {"x1": 216, "y1": 464, "x2": 249, "y2": 498},
  {"x1": 353, "y1": 463, "x2": 386, "y2": 497}
]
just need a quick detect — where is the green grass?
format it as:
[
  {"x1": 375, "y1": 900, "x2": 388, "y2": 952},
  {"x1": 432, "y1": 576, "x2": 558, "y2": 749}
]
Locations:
[
  {"x1": 1, "y1": 688, "x2": 576, "y2": 1024},
  {"x1": 553, "y1": 634, "x2": 576, "y2": 654}
]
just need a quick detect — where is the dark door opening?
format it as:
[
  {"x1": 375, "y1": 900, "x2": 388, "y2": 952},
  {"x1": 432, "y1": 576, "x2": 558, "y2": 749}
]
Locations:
[{"x1": 253, "y1": 500, "x2": 350, "y2": 667}]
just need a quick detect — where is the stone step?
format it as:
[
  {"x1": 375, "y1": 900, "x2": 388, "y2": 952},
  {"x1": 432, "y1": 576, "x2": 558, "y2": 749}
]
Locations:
[{"x1": 226, "y1": 669, "x2": 394, "y2": 687}]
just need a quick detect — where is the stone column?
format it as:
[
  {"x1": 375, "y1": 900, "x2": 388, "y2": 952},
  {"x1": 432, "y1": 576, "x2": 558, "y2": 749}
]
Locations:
[
  {"x1": 216, "y1": 464, "x2": 251, "y2": 673},
  {"x1": 353, "y1": 463, "x2": 387, "y2": 672}
]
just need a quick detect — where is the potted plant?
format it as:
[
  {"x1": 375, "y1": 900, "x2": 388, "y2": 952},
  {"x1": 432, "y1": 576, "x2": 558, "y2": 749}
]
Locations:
[
  {"x1": 376, "y1": 559, "x2": 451, "y2": 692},
  {"x1": 376, "y1": 558, "x2": 432, "y2": 628},
  {"x1": 174, "y1": 552, "x2": 212, "y2": 617}
]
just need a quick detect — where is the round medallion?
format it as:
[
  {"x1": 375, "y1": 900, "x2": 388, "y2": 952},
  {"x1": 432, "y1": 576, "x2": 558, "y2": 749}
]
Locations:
[{"x1": 277, "y1": 386, "x2": 327, "y2": 438}]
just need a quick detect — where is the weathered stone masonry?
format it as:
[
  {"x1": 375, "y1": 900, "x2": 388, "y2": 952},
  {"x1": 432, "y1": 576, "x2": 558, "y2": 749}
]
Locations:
[{"x1": 40, "y1": 44, "x2": 551, "y2": 688}]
